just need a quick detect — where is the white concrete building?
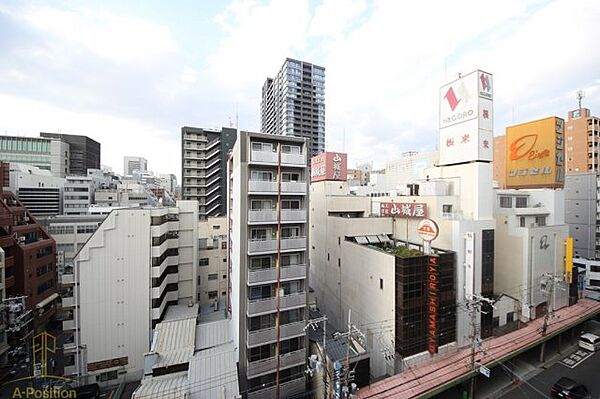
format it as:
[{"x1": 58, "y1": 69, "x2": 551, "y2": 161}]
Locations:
[
  {"x1": 158, "y1": 173, "x2": 177, "y2": 193},
  {"x1": 384, "y1": 150, "x2": 438, "y2": 193},
  {"x1": 94, "y1": 184, "x2": 159, "y2": 208},
  {"x1": 197, "y1": 216, "x2": 228, "y2": 307},
  {"x1": 573, "y1": 258, "x2": 600, "y2": 300},
  {"x1": 63, "y1": 170, "x2": 115, "y2": 215},
  {"x1": 63, "y1": 202, "x2": 199, "y2": 384},
  {"x1": 123, "y1": 156, "x2": 148, "y2": 176},
  {"x1": 7, "y1": 163, "x2": 65, "y2": 217},
  {"x1": 494, "y1": 189, "x2": 570, "y2": 320},
  {"x1": 46, "y1": 214, "x2": 105, "y2": 279}
]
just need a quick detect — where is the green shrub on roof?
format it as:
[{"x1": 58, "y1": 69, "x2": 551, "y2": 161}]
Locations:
[{"x1": 393, "y1": 246, "x2": 424, "y2": 258}]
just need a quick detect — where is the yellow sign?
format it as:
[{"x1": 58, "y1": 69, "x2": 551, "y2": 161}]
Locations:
[
  {"x1": 5, "y1": 332, "x2": 78, "y2": 398},
  {"x1": 505, "y1": 116, "x2": 564, "y2": 189},
  {"x1": 565, "y1": 237, "x2": 573, "y2": 284}
]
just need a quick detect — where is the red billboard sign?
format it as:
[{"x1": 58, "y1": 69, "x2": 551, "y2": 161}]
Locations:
[
  {"x1": 427, "y1": 255, "x2": 439, "y2": 354},
  {"x1": 310, "y1": 152, "x2": 347, "y2": 182},
  {"x1": 380, "y1": 202, "x2": 427, "y2": 218}
]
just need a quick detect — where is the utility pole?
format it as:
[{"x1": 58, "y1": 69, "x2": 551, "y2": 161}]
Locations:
[
  {"x1": 331, "y1": 310, "x2": 364, "y2": 399},
  {"x1": 305, "y1": 315, "x2": 329, "y2": 398},
  {"x1": 467, "y1": 294, "x2": 496, "y2": 399},
  {"x1": 539, "y1": 273, "x2": 564, "y2": 363}
]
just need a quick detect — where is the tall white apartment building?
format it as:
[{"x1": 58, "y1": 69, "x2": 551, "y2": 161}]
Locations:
[
  {"x1": 229, "y1": 131, "x2": 309, "y2": 398},
  {"x1": 62, "y1": 202, "x2": 199, "y2": 385}
]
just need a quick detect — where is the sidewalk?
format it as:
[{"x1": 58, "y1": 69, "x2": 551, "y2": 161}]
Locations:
[{"x1": 358, "y1": 299, "x2": 600, "y2": 399}]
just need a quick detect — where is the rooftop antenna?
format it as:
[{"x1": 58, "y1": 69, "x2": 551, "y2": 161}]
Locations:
[{"x1": 577, "y1": 90, "x2": 585, "y2": 110}]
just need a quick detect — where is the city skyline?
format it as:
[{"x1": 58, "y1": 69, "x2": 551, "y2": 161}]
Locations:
[{"x1": 1, "y1": 0, "x2": 600, "y2": 178}]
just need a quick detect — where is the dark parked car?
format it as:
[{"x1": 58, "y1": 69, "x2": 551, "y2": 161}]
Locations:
[{"x1": 551, "y1": 377, "x2": 590, "y2": 399}]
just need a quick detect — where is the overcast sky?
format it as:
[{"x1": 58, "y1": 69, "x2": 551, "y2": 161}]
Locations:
[{"x1": 1, "y1": 0, "x2": 599, "y2": 179}]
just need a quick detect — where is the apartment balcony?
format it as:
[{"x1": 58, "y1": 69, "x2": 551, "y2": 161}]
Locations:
[
  {"x1": 63, "y1": 319, "x2": 75, "y2": 331},
  {"x1": 248, "y1": 209, "x2": 307, "y2": 224},
  {"x1": 246, "y1": 349, "x2": 306, "y2": 379},
  {"x1": 248, "y1": 237, "x2": 306, "y2": 254},
  {"x1": 247, "y1": 292, "x2": 306, "y2": 317},
  {"x1": 248, "y1": 377, "x2": 306, "y2": 399},
  {"x1": 248, "y1": 181, "x2": 307, "y2": 195},
  {"x1": 247, "y1": 320, "x2": 306, "y2": 347},
  {"x1": 250, "y1": 150, "x2": 306, "y2": 166},
  {"x1": 63, "y1": 341, "x2": 77, "y2": 353},
  {"x1": 248, "y1": 264, "x2": 307, "y2": 285},
  {"x1": 62, "y1": 296, "x2": 75, "y2": 308},
  {"x1": 60, "y1": 273, "x2": 75, "y2": 285}
]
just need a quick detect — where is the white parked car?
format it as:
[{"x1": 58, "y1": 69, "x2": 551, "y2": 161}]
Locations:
[{"x1": 578, "y1": 332, "x2": 600, "y2": 352}]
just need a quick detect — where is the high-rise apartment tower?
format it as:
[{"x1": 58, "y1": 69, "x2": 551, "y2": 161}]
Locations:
[
  {"x1": 261, "y1": 58, "x2": 325, "y2": 157},
  {"x1": 228, "y1": 131, "x2": 309, "y2": 398},
  {"x1": 181, "y1": 126, "x2": 236, "y2": 220}
]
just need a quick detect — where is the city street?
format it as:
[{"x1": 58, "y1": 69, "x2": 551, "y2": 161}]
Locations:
[{"x1": 500, "y1": 344, "x2": 600, "y2": 398}]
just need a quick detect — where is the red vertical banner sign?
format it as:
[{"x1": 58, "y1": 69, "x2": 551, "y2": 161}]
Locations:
[{"x1": 427, "y1": 255, "x2": 439, "y2": 354}]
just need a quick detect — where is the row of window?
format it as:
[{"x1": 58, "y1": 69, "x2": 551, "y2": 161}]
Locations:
[
  {"x1": 249, "y1": 280, "x2": 304, "y2": 301},
  {"x1": 251, "y1": 142, "x2": 302, "y2": 154},
  {"x1": 249, "y1": 253, "x2": 303, "y2": 270},
  {"x1": 250, "y1": 226, "x2": 303, "y2": 240},
  {"x1": 499, "y1": 196, "x2": 528, "y2": 208},
  {"x1": 250, "y1": 170, "x2": 302, "y2": 182},
  {"x1": 250, "y1": 199, "x2": 301, "y2": 210},
  {"x1": 36, "y1": 263, "x2": 53, "y2": 277}
]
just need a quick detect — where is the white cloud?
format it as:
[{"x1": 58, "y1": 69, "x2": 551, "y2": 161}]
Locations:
[
  {"x1": 0, "y1": 94, "x2": 176, "y2": 177},
  {"x1": 21, "y1": 7, "x2": 178, "y2": 64},
  {"x1": 207, "y1": 0, "x2": 311, "y2": 94}
]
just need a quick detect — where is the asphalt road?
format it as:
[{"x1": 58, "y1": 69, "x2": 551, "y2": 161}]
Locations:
[{"x1": 500, "y1": 346, "x2": 600, "y2": 399}]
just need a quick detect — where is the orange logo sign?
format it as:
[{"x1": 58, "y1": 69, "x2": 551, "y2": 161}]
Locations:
[{"x1": 510, "y1": 134, "x2": 550, "y2": 161}]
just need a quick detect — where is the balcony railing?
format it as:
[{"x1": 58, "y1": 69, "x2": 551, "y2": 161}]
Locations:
[
  {"x1": 248, "y1": 237, "x2": 306, "y2": 254},
  {"x1": 61, "y1": 273, "x2": 75, "y2": 285},
  {"x1": 247, "y1": 320, "x2": 306, "y2": 347},
  {"x1": 63, "y1": 319, "x2": 75, "y2": 330},
  {"x1": 246, "y1": 348, "x2": 306, "y2": 379},
  {"x1": 250, "y1": 150, "x2": 306, "y2": 166},
  {"x1": 248, "y1": 264, "x2": 307, "y2": 285},
  {"x1": 62, "y1": 296, "x2": 75, "y2": 308},
  {"x1": 248, "y1": 181, "x2": 307, "y2": 194},
  {"x1": 248, "y1": 377, "x2": 306, "y2": 399},
  {"x1": 248, "y1": 209, "x2": 307, "y2": 224},
  {"x1": 247, "y1": 292, "x2": 306, "y2": 316}
]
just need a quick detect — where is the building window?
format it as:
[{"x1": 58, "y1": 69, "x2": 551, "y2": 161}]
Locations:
[
  {"x1": 208, "y1": 274, "x2": 218, "y2": 281},
  {"x1": 520, "y1": 217, "x2": 526, "y2": 227},
  {"x1": 515, "y1": 197, "x2": 528, "y2": 208},
  {"x1": 199, "y1": 258, "x2": 209, "y2": 266},
  {"x1": 250, "y1": 170, "x2": 273, "y2": 181},
  {"x1": 213, "y1": 225, "x2": 220, "y2": 230},
  {"x1": 379, "y1": 278, "x2": 383, "y2": 290},
  {"x1": 506, "y1": 312, "x2": 514, "y2": 323},
  {"x1": 222, "y1": 291, "x2": 226, "y2": 296},
  {"x1": 499, "y1": 196, "x2": 512, "y2": 208},
  {"x1": 221, "y1": 241, "x2": 227, "y2": 249},
  {"x1": 208, "y1": 291, "x2": 218, "y2": 299},
  {"x1": 535, "y1": 216, "x2": 546, "y2": 226}
]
